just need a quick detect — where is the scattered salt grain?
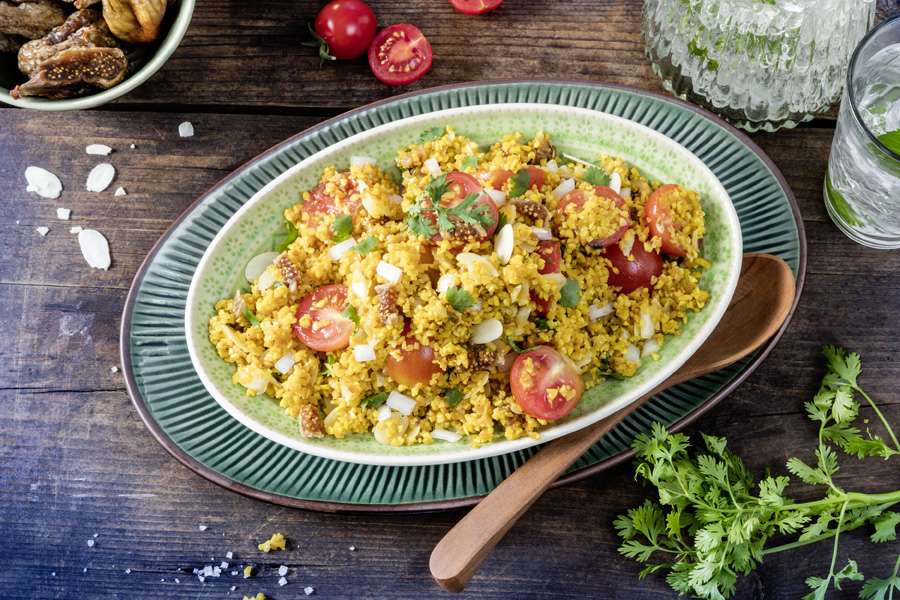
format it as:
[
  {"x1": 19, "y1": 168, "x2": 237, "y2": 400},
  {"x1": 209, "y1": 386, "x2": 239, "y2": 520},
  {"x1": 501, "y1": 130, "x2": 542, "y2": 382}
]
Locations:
[
  {"x1": 86, "y1": 539, "x2": 95, "y2": 547},
  {"x1": 278, "y1": 565, "x2": 288, "y2": 576},
  {"x1": 220, "y1": 562, "x2": 229, "y2": 569},
  {"x1": 56, "y1": 208, "x2": 71, "y2": 220},
  {"x1": 348, "y1": 546, "x2": 356, "y2": 552},
  {"x1": 51, "y1": 572, "x2": 56, "y2": 577},
  {"x1": 278, "y1": 577, "x2": 288, "y2": 587},
  {"x1": 129, "y1": 144, "x2": 136, "y2": 150},
  {"x1": 125, "y1": 568, "x2": 131, "y2": 574},
  {"x1": 83, "y1": 568, "x2": 87, "y2": 573},
  {"x1": 174, "y1": 578, "x2": 180, "y2": 583},
  {"x1": 226, "y1": 551, "x2": 233, "y2": 560},
  {"x1": 78, "y1": 229, "x2": 111, "y2": 270},
  {"x1": 25, "y1": 166, "x2": 62, "y2": 199},
  {"x1": 93, "y1": 533, "x2": 98, "y2": 538},
  {"x1": 70, "y1": 226, "x2": 83, "y2": 234},
  {"x1": 198, "y1": 524, "x2": 208, "y2": 531},
  {"x1": 85, "y1": 144, "x2": 112, "y2": 156},
  {"x1": 304, "y1": 586, "x2": 315, "y2": 595},
  {"x1": 35, "y1": 226, "x2": 49, "y2": 236},
  {"x1": 178, "y1": 121, "x2": 194, "y2": 138},
  {"x1": 230, "y1": 571, "x2": 238, "y2": 576},
  {"x1": 85, "y1": 163, "x2": 115, "y2": 192},
  {"x1": 110, "y1": 366, "x2": 118, "y2": 373},
  {"x1": 230, "y1": 586, "x2": 236, "y2": 592},
  {"x1": 114, "y1": 187, "x2": 127, "y2": 197}
]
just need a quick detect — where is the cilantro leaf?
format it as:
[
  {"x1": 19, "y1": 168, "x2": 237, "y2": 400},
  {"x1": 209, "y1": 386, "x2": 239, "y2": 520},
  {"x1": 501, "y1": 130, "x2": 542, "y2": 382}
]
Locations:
[
  {"x1": 353, "y1": 236, "x2": 378, "y2": 255},
  {"x1": 242, "y1": 307, "x2": 260, "y2": 327},
  {"x1": 445, "y1": 388, "x2": 463, "y2": 406},
  {"x1": 385, "y1": 164, "x2": 403, "y2": 186},
  {"x1": 534, "y1": 317, "x2": 552, "y2": 330},
  {"x1": 583, "y1": 166, "x2": 611, "y2": 186},
  {"x1": 445, "y1": 286, "x2": 474, "y2": 312},
  {"x1": 460, "y1": 155, "x2": 478, "y2": 170},
  {"x1": 877, "y1": 129, "x2": 900, "y2": 155},
  {"x1": 870, "y1": 512, "x2": 900, "y2": 543},
  {"x1": 341, "y1": 305, "x2": 359, "y2": 326},
  {"x1": 419, "y1": 127, "x2": 444, "y2": 143},
  {"x1": 508, "y1": 169, "x2": 531, "y2": 198},
  {"x1": 859, "y1": 557, "x2": 900, "y2": 600},
  {"x1": 506, "y1": 336, "x2": 523, "y2": 353},
  {"x1": 272, "y1": 219, "x2": 299, "y2": 252},
  {"x1": 331, "y1": 214, "x2": 353, "y2": 242},
  {"x1": 360, "y1": 391, "x2": 388, "y2": 408},
  {"x1": 823, "y1": 345, "x2": 861, "y2": 388},
  {"x1": 496, "y1": 212, "x2": 508, "y2": 231},
  {"x1": 559, "y1": 278, "x2": 581, "y2": 308}
]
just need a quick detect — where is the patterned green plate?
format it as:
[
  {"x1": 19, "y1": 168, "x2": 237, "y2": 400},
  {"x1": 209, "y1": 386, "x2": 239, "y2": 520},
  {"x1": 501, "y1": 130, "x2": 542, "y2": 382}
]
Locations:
[{"x1": 121, "y1": 82, "x2": 805, "y2": 510}]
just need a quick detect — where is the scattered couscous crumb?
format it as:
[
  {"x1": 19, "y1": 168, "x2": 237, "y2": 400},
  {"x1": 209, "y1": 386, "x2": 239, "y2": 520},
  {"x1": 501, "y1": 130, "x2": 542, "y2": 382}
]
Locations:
[
  {"x1": 242, "y1": 594, "x2": 265, "y2": 600},
  {"x1": 243, "y1": 565, "x2": 253, "y2": 578},
  {"x1": 257, "y1": 532, "x2": 286, "y2": 553}
]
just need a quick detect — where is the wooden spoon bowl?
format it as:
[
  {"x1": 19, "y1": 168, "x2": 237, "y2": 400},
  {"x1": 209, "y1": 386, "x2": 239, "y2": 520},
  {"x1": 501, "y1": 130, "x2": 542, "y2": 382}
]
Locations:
[{"x1": 430, "y1": 253, "x2": 796, "y2": 592}]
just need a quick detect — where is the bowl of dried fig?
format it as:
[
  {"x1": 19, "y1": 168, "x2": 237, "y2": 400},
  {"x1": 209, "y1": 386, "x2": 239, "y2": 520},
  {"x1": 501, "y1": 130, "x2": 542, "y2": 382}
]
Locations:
[{"x1": 0, "y1": 0, "x2": 193, "y2": 109}]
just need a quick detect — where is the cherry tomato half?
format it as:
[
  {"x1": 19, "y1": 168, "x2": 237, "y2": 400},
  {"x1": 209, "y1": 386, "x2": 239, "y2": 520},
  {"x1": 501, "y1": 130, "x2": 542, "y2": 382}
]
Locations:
[
  {"x1": 557, "y1": 186, "x2": 630, "y2": 248},
  {"x1": 509, "y1": 346, "x2": 584, "y2": 420},
  {"x1": 293, "y1": 284, "x2": 354, "y2": 352},
  {"x1": 368, "y1": 24, "x2": 433, "y2": 86},
  {"x1": 644, "y1": 184, "x2": 686, "y2": 257},
  {"x1": 450, "y1": 0, "x2": 502, "y2": 15},
  {"x1": 605, "y1": 236, "x2": 663, "y2": 294},
  {"x1": 536, "y1": 239, "x2": 561, "y2": 274},
  {"x1": 487, "y1": 166, "x2": 544, "y2": 192},
  {"x1": 386, "y1": 336, "x2": 442, "y2": 386},
  {"x1": 314, "y1": 0, "x2": 377, "y2": 60}
]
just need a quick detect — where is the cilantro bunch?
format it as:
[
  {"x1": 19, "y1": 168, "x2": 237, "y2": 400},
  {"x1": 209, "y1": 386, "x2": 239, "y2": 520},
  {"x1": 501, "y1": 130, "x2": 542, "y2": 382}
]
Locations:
[
  {"x1": 616, "y1": 346, "x2": 900, "y2": 600},
  {"x1": 406, "y1": 175, "x2": 493, "y2": 238}
]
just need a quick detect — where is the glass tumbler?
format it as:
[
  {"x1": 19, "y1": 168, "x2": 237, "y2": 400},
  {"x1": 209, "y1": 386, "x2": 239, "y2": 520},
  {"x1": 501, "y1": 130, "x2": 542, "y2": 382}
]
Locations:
[
  {"x1": 825, "y1": 15, "x2": 900, "y2": 249},
  {"x1": 642, "y1": 0, "x2": 876, "y2": 132}
]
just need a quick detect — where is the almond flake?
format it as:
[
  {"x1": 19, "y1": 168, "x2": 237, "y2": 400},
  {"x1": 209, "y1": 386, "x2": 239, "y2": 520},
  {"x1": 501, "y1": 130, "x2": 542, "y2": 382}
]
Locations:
[
  {"x1": 86, "y1": 163, "x2": 115, "y2": 192},
  {"x1": 78, "y1": 229, "x2": 111, "y2": 270},
  {"x1": 25, "y1": 166, "x2": 62, "y2": 199}
]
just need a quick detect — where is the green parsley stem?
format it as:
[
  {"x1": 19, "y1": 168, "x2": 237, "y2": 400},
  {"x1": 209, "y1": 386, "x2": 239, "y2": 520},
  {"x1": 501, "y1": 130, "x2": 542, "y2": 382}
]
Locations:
[{"x1": 855, "y1": 385, "x2": 900, "y2": 452}]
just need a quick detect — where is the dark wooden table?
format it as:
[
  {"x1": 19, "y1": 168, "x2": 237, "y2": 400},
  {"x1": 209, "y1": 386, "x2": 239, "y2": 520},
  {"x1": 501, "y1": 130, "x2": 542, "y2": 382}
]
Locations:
[{"x1": 3, "y1": 2, "x2": 899, "y2": 598}]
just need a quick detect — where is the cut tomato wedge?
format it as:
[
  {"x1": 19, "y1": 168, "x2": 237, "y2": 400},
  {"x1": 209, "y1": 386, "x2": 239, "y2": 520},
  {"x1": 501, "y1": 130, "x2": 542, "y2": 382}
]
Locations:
[
  {"x1": 644, "y1": 183, "x2": 687, "y2": 257},
  {"x1": 293, "y1": 284, "x2": 354, "y2": 352},
  {"x1": 368, "y1": 24, "x2": 433, "y2": 86},
  {"x1": 449, "y1": 0, "x2": 502, "y2": 15},
  {"x1": 509, "y1": 346, "x2": 584, "y2": 420},
  {"x1": 605, "y1": 235, "x2": 663, "y2": 294},
  {"x1": 557, "y1": 186, "x2": 630, "y2": 248},
  {"x1": 488, "y1": 166, "x2": 544, "y2": 192},
  {"x1": 386, "y1": 336, "x2": 442, "y2": 386},
  {"x1": 429, "y1": 171, "x2": 500, "y2": 242}
]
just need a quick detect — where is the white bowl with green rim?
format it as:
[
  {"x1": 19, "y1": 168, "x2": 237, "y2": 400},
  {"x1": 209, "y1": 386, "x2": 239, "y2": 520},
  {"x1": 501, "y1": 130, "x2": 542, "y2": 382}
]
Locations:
[
  {"x1": 0, "y1": 0, "x2": 194, "y2": 110},
  {"x1": 184, "y1": 103, "x2": 743, "y2": 467}
]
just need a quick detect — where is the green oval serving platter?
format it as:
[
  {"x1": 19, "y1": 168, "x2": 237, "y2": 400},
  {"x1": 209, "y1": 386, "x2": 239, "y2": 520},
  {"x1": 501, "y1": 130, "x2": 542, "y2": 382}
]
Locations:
[{"x1": 120, "y1": 81, "x2": 806, "y2": 512}]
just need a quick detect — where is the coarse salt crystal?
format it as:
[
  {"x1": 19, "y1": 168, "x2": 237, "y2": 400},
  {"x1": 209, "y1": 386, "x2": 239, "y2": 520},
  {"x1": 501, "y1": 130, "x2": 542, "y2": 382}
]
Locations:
[
  {"x1": 86, "y1": 163, "x2": 115, "y2": 192},
  {"x1": 178, "y1": 121, "x2": 194, "y2": 138},
  {"x1": 376, "y1": 260, "x2": 402, "y2": 284},
  {"x1": 349, "y1": 546, "x2": 356, "y2": 551},
  {"x1": 125, "y1": 568, "x2": 131, "y2": 574},
  {"x1": 114, "y1": 187, "x2": 127, "y2": 197},
  {"x1": 129, "y1": 144, "x2": 136, "y2": 149},
  {"x1": 56, "y1": 208, "x2": 71, "y2": 220},
  {"x1": 197, "y1": 524, "x2": 208, "y2": 531},
  {"x1": 225, "y1": 551, "x2": 233, "y2": 559},
  {"x1": 25, "y1": 166, "x2": 62, "y2": 199},
  {"x1": 220, "y1": 562, "x2": 228, "y2": 569},
  {"x1": 87, "y1": 539, "x2": 95, "y2": 547},
  {"x1": 278, "y1": 576, "x2": 288, "y2": 587},
  {"x1": 174, "y1": 578, "x2": 180, "y2": 583},
  {"x1": 230, "y1": 586, "x2": 236, "y2": 592},
  {"x1": 35, "y1": 226, "x2": 49, "y2": 236},
  {"x1": 304, "y1": 586, "x2": 315, "y2": 595},
  {"x1": 110, "y1": 366, "x2": 118, "y2": 373},
  {"x1": 85, "y1": 144, "x2": 112, "y2": 156},
  {"x1": 278, "y1": 565, "x2": 288, "y2": 576}
]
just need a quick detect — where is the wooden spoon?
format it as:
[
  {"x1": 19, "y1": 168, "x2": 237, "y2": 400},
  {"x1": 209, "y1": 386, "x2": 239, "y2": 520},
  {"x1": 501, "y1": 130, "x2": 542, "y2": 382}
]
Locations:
[{"x1": 430, "y1": 253, "x2": 796, "y2": 593}]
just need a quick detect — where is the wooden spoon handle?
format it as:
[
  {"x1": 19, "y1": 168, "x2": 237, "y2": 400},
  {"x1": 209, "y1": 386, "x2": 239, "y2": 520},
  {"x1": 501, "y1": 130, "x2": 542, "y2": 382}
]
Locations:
[{"x1": 428, "y1": 406, "x2": 634, "y2": 592}]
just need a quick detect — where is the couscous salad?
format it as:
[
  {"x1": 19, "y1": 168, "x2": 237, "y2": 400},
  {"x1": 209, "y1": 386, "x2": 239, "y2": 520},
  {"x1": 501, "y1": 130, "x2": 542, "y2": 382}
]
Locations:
[{"x1": 208, "y1": 128, "x2": 709, "y2": 447}]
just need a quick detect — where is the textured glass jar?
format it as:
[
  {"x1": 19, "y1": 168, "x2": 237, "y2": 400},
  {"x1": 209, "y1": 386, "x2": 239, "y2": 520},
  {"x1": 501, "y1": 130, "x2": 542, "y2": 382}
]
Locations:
[{"x1": 642, "y1": 0, "x2": 876, "y2": 131}]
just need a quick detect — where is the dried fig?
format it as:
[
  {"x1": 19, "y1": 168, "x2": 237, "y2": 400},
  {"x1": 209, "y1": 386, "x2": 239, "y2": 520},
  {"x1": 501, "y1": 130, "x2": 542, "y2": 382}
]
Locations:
[{"x1": 101, "y1": 0, "x2": 166, "y2": 44}]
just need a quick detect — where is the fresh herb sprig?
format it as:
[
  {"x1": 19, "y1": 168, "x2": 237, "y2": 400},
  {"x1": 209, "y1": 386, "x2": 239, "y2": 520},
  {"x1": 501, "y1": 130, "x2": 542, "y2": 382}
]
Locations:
[
  {"x1": 615, "y1": 346, "x2": 900, "y2": 600},
  {"x1": 406, "y1": 175, "x2": 493, "y2": 238}
]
